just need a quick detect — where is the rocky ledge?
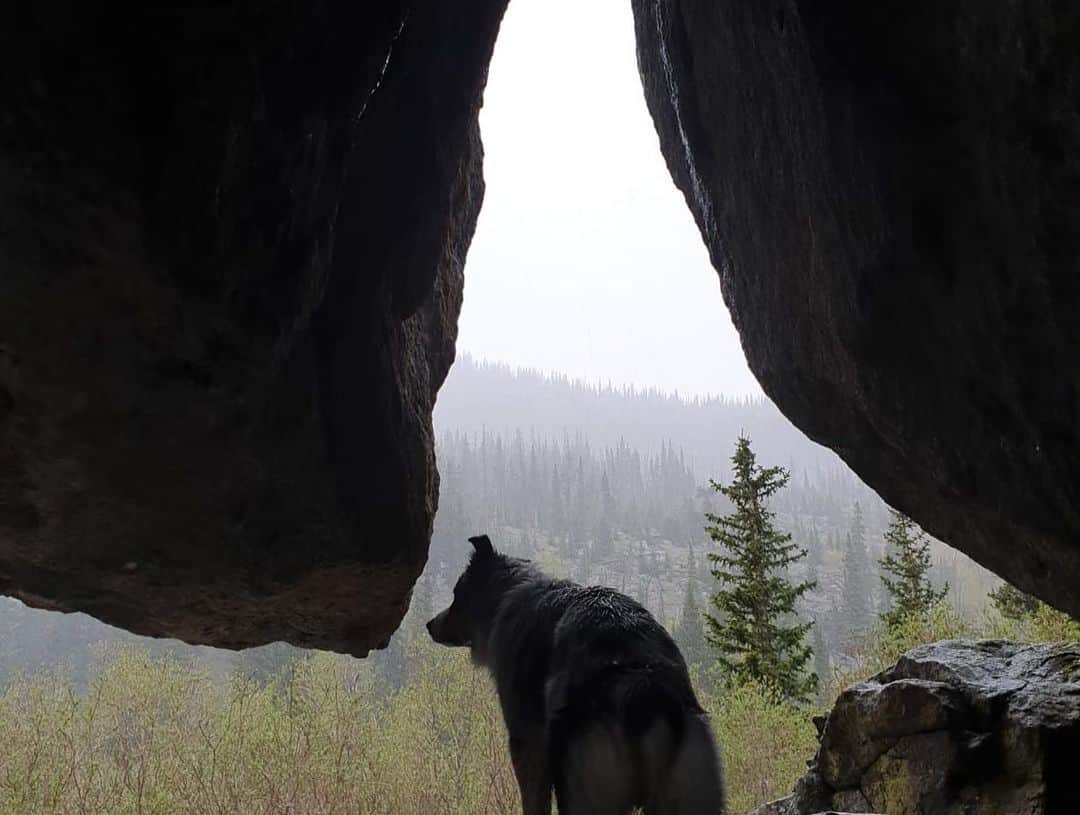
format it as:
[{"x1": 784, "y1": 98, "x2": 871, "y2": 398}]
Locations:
[
  {"x1": 755, "y1": 641, "x2": 1080, "y2": 815},
  {"x1": 0, "y1": 1, "x2": 508, "y2": 654}
]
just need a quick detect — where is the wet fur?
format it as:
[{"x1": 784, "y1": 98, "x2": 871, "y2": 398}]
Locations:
[{"x1": 427, "y1": 536, "x2": 725, "y2": 815}]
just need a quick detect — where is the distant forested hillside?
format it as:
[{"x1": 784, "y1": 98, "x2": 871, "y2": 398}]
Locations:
[
  {"x1": 424, "y1": 356, "x2": 999, "y2": 691},
  {"x1": 435, "y1": 355, "x2": 840, "y2": 479}
]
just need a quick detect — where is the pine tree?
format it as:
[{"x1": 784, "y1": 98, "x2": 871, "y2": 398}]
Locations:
[
  {"x1": 840, "y1": 502, "x2": 874, "y2": 640},
  {"x1": 811, "y1": 621, "x2": 831, "y2": 697},
  {"x1": 704, "y1": 435, "x2": 817, "y2": 703},
  {"x1": 673, "y1": 547, "x2": 707, "y2": 668},
  {"x1": 988, "y1": 581, "x2": 1040, "y2": 621},
  {"x1": 805, "y1": 522, "x2": 823, "y2": 588},
  {"x1": 595, "y1": 470, "x2": 617, "y2": 557},
  {"x1": 879, "y1": 510, "x2": 948, "y2": 629}
]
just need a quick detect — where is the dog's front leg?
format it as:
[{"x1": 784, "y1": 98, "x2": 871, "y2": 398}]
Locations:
[{"x1": 510, "y1": 732, "x2": 551, "y2": 815}]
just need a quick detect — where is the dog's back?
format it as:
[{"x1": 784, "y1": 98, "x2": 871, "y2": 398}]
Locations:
[{"x1": 495, "y1": 582, "x2": 725, "y2": 815}]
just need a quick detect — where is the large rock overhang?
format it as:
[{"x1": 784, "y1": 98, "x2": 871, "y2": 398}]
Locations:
[
  {"x1": 3, "y1": 0, "x2": 1078, "y2": 655},
  {"x1": 632, "y1": 0, "x2": 1080, "y2": 617},
  {"x1": 0, "y1": 1, "x2": 508, "y2": 654}
]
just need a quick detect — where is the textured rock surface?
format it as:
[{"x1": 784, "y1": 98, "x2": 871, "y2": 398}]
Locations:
[
  {"x1": 754, "y1": 641, "x2": 1080, "y2": 814},
  {"x1": 6, "y1": 0, "x2": 1080, "y2": 658},
  {"x1": 633, "y1": 0, "x2": 1080, "y2": 616},
  {"x1": 0, "y1": 2, "x2": 507, "y2": 653}
]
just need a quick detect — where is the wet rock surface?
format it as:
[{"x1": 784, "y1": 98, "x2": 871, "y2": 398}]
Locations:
[
  {"x1": 753, "y1": 641, "x2": 1080, "y2": 815},
  {"x1": 4, "y1": 0, "x2": 1080, "y2": 658},
  {"x1": 0, "y1": 1, "x2": 507, "y2": 654},
  {"x1": 632, "y1": 0, "x2": 1080, "y2": 617}
]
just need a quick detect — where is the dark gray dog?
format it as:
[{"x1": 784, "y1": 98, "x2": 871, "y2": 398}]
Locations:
[{"x1": 427, "y1": 534, "x2": 725, "y2": 815}]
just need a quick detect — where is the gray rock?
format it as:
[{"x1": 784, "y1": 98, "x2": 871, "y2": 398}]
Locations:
[
  {"x1": 752, "y1": 796, "x2": 796, "y2": 815},
  {"x1": 762, "y1": 641, "x2": 1080, "y2": 814},
  {"x1": 817, "y1": 678, "x2": 969, "y2": 788},
  {"x1": 830, "y1": 788, "x2": 873, "y2": 813}
]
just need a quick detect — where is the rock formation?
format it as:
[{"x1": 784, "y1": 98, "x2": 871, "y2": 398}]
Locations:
[
  {"x1": 632, "y1": 0, "x2": 1080, "y2": 618},
  {"x1": 0, "y1": 1, "x2": 507, "y2": 654},
  {"x1": 3, "y1": 0, "x2": 1080, "y2": 654},
  {"x1": 754, "y1": 641, "x2": 1080, "y2": 814}
]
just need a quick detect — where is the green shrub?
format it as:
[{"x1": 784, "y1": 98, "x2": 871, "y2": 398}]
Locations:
[
  {"x1": 828, "y1": 602, "x2": 972, "y2": 699},
  {"x1": 8, "y1": 598, "x2": 1069, "y2": 815},
  {"x1": 985, "y1": 601, "x2": 1080, "y2": 644},
  {"x1": 0, "y1": 644, "x2": 516, "y2": 815},
  {"x1": 704, "y1": 677, "x2": 819, "y2": 815}
]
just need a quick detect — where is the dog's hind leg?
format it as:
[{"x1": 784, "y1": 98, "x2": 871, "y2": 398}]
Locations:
[
  {"x1": 554, "y1": 724, "x2": 638, "y2": 815},
  {"x1": 644, "y1": 713, "x2": 725, "y2": 815},
  {"x1": 510, "y1": 731, "x2": 553, "y2": 815}
]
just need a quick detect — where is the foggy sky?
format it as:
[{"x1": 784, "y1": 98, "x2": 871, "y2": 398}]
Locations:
[{"x1": 456, "y1": 0, "x2": 763, "y2": 399}]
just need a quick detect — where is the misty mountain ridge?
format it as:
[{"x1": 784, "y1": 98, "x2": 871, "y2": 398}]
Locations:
[{"x1": 436, "y1": 354, "x2": 842, "y2": 481}]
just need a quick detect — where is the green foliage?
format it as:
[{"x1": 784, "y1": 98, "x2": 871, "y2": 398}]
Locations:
[
  {"x1": 3, "y1": 582, "x2": 1078, "y2": 815},
  {"x1": 673, "y1": 548, "x2": 707, "y2": 669},
  {"x1": 839, "y1": 502, "x2": 875, "y2": 638},
  {"x1": 879, "y1": 510, "x2": 948, "y2": 630},
  {"x1": 829, "y1": 584, "x2": 1080, "y2": 707},
  {"x1": 705, "y1": 678, "x2": 820, "y2": 815},
  {"x1": 0, "y1": 639, "x2": 828, "y2": 815},
  {"x1": 1025, "y1": 604, "x2": 1080, "y2": 643},
  {"x1": 829, "y1": 602, "x2": 972, "y2": 699},
  {"x1": 988, "y1": 582, "x2": 1041, "y2": 621},
  {"x1": 811, "y1": 624, "x2": 831, "y2": 702},
  {"x1": 705, "y1": 435, "x2": 818, "y2": 703},
  {"x1": 0, "y1": 643, "x2": 513, "y2": 815},
  {"x1": 985, "y1": 582, "x2": 1080, "y2": 644}
]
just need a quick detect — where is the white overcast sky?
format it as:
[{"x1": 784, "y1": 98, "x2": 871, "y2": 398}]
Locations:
[{"x1": 456, "y1": 0, "x2": 762, "y2": 399}]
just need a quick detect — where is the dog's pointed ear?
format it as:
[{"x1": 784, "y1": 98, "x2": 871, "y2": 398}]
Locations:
[{"x1": 468, "y1": 534, "x2": 494, "y2": 557}]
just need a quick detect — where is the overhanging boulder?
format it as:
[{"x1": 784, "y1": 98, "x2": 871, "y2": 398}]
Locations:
[
  {"x1": 633, "y1": 0, "x2": 1080, "y2": 617},
  {"x1": 0, "y1": 1, "x2": 507, "y2": 654}
]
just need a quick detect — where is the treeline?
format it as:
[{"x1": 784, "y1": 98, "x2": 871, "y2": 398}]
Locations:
[
  {"x1": 423, "y1": 424, "x2": 996, "y2": 691},
  {"x1": 434, "y1": 354, "x2": 840, "y2": 479},
  {"x1": 433, "y1": 431, "x2": 700, "y2": 562}
]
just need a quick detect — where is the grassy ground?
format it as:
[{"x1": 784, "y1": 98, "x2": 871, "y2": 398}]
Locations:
[
  {"x1": 0, "y1": 643, "x2": 815, "y2": 815},
  {"x1": 0, "y1": 603, "x2": 1074, "y2": 815}
]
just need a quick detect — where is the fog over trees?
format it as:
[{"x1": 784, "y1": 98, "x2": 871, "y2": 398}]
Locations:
[{"x1": 434, "y1": 355, "x2": 839, "y2": 480}]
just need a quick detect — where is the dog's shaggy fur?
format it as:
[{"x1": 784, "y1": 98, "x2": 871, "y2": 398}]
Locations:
[{"x1": 427, "y1": 535, "x2": 725, "y2": 815}]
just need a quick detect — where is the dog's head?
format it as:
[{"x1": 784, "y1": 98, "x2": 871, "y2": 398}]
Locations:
[{"x1": 426, "y1": 534, "x2": 506, "y2": 663}]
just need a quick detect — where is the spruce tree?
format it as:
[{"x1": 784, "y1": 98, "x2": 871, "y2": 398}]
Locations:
[
  {"x1": 673, "y1": 546, "x2": 707, "y2": 668},
  {"x1": 811, "y1": 622, "x2": 831, "y2": 697},
  {"x1": 705, "y1": 435, "x2": 817, "y2": 703},
  {"x1": 840, "y1": 502, "x2": 874, "y2": 639},
  {"x1": 988, "y1": 581, "x2": 1040, "y2": 621},
  {"x1": 879, "y1": 510, "x2": 947, "y2": 628},
  {"x1": 805, "y1": 523, "x2": 823, "y2": 589}
]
